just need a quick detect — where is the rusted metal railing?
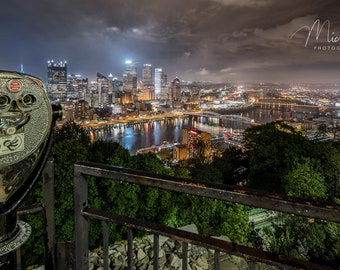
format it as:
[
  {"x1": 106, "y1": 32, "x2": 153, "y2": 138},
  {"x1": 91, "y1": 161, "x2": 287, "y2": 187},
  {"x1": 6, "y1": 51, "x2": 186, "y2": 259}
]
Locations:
[{"x1": 74, "y1": 161, "x2": 340, "y2": 270}]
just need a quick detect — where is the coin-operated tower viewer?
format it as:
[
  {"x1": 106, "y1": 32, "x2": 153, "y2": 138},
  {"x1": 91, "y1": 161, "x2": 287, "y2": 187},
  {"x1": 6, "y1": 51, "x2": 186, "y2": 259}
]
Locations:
[{"x1": 0, "y1": 71, "x2": 63, "y2": 268}]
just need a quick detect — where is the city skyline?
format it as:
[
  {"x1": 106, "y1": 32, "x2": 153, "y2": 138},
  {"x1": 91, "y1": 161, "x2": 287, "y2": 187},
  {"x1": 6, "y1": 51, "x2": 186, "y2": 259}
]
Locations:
[{"x1": 0, "y1": 0, "x2": 340, "y2": 84}]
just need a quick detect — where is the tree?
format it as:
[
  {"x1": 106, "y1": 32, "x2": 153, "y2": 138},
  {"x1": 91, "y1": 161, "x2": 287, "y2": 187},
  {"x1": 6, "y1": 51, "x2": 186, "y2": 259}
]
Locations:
[
  {"x1": 168, "y1": 163, "x2": 191, "y2": 179},
  {"x1": 267, "y1": 216, "x2": 340, "y2": 268},
  {"x1": 243, "y1": 121, "x2": 310, "y2": 193},
  {"x1": 89, "y1": 140, "x2": 131, "y2": 167},
  {"x1": 130, "y1": 152, "x2": 171, "y2": 175},
  {"x1": 20, "y1": 178, "x2": 45, "y2": 268},
  {"x1": 190, "y1": 163, "x2": 223, "y2": 183},
  {"x1": 211, "y1": 147, "x2": 249, "y2": 185},
  {"x1": 54, "y1": 120, "x2": 90, "y2": 145},
  {"x1": 308, "y1": 141, "x2": 340, "y2": 202},
  {"x1": 128, "y1": 153, "x2": 176, "y2": 224},
  {"x1": 20, "y1": 122, "x2": 92, "y2": 267},
  {"x1": 173, "y1": 194, "x2": 251, "y2": 244},
  {"x1": 220, "y1": 204, "x2": 251, "y2": 244},
  {"x1": 283, "y1": 157, "x2": 326, "y2": 200},
  {"x1": 53, "y1": 139, "x2": 89, "y2": 242}
]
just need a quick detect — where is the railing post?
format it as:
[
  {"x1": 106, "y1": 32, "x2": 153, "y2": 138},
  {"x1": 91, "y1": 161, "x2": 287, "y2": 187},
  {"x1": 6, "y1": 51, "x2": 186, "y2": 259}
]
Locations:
[
  {"x1": 153, "y1": 234, "x2": 159, "y2": 270},
  {"x1": 43, "y1": 157, "x2": 56, "y2": 269},
  {"x1": 214, "y1": 250, "x2": 220, "y2": 270},
  {"x1": 102, "y1": 221, "x2": 109, "y2": 270},
  {"x1": 182, "y1": 242, "x2": 188, "y2": 270},
  {"x1": 248, "y1": 260, "x2": 256, "y2": 270},
  {"x1": 127, "y1": 229, "x2": 133, "y2": 269},
  {"x1": 74, "y1": 164, "x2": 89, "y2": 270}
]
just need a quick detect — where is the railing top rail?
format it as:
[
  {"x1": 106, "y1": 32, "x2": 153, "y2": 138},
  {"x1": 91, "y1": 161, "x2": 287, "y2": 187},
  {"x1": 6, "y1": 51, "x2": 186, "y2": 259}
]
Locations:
[{"x1": 74, "y1": 161, "x2": 340, "y2": 223}]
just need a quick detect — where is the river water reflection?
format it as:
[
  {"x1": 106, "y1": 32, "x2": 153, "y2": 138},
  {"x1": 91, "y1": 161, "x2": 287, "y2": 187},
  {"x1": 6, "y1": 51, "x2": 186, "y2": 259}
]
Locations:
[{"x1": 98, "y1": 105, "x2": 321, "y2": 154}]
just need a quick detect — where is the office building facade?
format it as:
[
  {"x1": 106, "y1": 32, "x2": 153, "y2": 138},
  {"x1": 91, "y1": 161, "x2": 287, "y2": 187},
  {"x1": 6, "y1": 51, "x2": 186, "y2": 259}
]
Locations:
[{"x1": 142, "y1": 64, "x2": 153, "y2": 86}]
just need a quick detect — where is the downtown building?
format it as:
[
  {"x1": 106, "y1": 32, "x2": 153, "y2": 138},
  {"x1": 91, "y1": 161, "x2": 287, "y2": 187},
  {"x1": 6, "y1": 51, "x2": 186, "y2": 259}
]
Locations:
[
  {"x1": 170, "y1": 77, "x2": 182, "y2": 109},
  {"x1": 110, "y1": 78, "x2": 124, "y2": 107},
  {"x1": 96, "y1": 72, "x2": 109, "y2": 107},
  {"x1": 137, "y1": 64, "x2": 155, "y2": 101},
  {"x1": 142, "y1": 64, "x2": 153, "y2": 86},
  {"x1": 173, "y1": 127, "x2": 212, "y2": 161},
  {"x1": 122, "y1": 60, "x2": 137, "y2": 104},
  {"x1": 47, "y1": 60, "x2": 89, "y2": 102},
  {"x1": 154, "y1": 68, "x2": 168, "y2": 100},
  {"x1": 67, "y1": 74, "x2": 88, "y2": 100},
  {"x1": 47, "y1": 60, "x2": 67, "y2": 99}
]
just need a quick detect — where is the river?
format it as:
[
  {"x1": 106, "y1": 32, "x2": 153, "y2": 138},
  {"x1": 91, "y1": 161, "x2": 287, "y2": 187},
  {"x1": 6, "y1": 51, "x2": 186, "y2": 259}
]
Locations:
[{"x1": 94, "y1": 103, "x2": 322, "y2": 154}]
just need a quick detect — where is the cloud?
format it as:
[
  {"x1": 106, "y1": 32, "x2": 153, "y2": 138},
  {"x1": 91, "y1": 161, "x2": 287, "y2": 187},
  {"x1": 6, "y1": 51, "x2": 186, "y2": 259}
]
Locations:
[
  {"x1": 232, "y1": 31, "x2": 248, "y2": 38},
  {"x1": 220, "y1": 67, "x2": 233, "y2": 73},
  {"x1": 0, "y1": 0, "x2": 338, "y2": 83},
  {"x1": 196, "y1": 68, "x2": 209, "y2": 75},
  {"x1": 212, "y1": 0, "x2": 272, "y2": 7},
  {"x1": 106, "y1": 26, "x2": 120, "y2": 33}
]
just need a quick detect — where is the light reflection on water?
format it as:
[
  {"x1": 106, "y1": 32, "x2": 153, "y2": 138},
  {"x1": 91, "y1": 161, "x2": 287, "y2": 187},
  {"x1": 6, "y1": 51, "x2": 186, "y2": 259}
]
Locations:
[
  {"x1": 94, "y1": 106, "x2": 320, "y2": 154},
  {"x1": 101, "y1": 118, "x2": 187, "y2": 154}
]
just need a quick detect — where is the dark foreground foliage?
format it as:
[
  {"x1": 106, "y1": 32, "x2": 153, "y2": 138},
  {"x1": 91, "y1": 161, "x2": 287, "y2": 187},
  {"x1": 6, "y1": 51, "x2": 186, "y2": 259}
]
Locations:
[{"x1": 21, "y1": 120, "x2": 340, "y2": 268}]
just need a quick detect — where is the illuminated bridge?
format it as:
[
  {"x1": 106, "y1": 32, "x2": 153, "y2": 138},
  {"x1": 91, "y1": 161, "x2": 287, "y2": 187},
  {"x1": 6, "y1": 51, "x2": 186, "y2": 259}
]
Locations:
[
  {"x1": 187, "y1": 111, "x2": 254, "y2": 124},
  {"x1": 80, "y1": 113, "x2": 187, "y2": 132}
]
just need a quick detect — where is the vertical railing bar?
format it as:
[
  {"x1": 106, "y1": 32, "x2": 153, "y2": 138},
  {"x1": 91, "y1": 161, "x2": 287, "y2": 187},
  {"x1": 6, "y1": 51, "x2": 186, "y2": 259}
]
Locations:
[
  {"x1": 102, "y1": 221, "x2": 109, "y2": 270},
  {"x1": 248, "y1": 259, "x2": 256, "y2": 270},
  {"x1": 153, "y1": 234, "x2": 159, "y2": 270},
  {"x1": 43, "y1": 157, "x2": 55, "y2": 269},
  {"x1": 16, "y1": 247, "x2": 21, "y2": 270},
  {"x1": 214, "y1": 249, "x2": 220, "y2": 270},
  {"x1": 182, "y1": 242, "x2": 188, "y2": 270},
  {"x1": 127, "y1": 228, "x2": 133, "y2": 269},
  {"x1": 74, "y1": 165, "x2": 89, "y2": 270}
]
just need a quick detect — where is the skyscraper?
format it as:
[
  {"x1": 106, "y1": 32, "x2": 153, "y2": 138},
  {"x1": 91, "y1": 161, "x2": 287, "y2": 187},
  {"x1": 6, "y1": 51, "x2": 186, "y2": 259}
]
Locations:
[
  {"x1": 47, "y1": 60, "x2": 67, "y2": 98},
  {"x1": 142, "y1": 64, "x2": 153, "y2": 86},
  {"x1": 160, "y1": 72, "x2": 168, "y2": 100},
  {"x1": 97, "y1": 72, "x2": 109, "y2": 107},
  {"x1": 67, "y1": 74, "x2": 88, "y2": 100},
  {"x1": 123, "y1": 60, "x2": 137, "y2": 103},
  {"x1": 110, "y1": 78, "x2": 123, "y2": 105},
  {"x1": 155, "y1": 68, "x2": 168, "y2": 100},
  {"x1": 171, "y1": 78, "x2": 181, "y2": 101},
  {"x1": 154, "y1": 68, "x2": 162, "y2": 99},
  {"x1": 47, "y1": 60, "x2": 67, "y2": 85}
]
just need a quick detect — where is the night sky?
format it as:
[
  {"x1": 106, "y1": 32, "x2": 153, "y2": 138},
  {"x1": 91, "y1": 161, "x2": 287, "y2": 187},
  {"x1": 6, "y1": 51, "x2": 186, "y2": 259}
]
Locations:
[{"x1": 1, "y1": 0, "x2": 340, "y2": 83}]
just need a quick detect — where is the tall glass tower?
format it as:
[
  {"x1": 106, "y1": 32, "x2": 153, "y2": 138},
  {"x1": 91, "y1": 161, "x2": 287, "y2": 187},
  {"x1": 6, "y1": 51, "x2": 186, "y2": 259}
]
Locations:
[
  {"x1": 154, "y1": 68, "x2": 162, "y2": 99},
  {"x1": 123, "y1": 60, "x2": 137, "y2": 95},
  {"x1": 142, "y1": 64, "x2": 153, "y2": 86}
]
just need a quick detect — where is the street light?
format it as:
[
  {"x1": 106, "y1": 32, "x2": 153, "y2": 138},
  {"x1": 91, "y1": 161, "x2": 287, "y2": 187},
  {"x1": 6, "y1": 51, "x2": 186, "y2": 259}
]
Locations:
[{"x1": 0, "y1": 71, "x2": 63, "y2": 267}]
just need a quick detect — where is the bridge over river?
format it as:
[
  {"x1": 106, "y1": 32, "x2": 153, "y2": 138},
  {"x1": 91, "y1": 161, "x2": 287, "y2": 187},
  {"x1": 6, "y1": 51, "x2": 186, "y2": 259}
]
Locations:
[
  {"x1": 186, "y1": 111, "x2": 254, "y2": 124},
  {"x1": 80, "y1": 113, "x2": 187, "y2": 132},
  {"x1": 80, "y1": 111, "x2": 255, "y2": 133}
]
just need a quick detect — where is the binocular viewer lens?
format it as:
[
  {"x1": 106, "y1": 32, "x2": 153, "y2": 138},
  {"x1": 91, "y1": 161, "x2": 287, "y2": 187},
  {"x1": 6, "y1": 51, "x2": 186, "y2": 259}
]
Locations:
[
  {"x1": 18, "y1": 94, "x2": 37, "y2": 108},
  {"x1": 0, "y1": 95, "x2": 10, "y2": 108},
  {"x1": 0, "y1": 93, "x2": 39, "y2": 112}
]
